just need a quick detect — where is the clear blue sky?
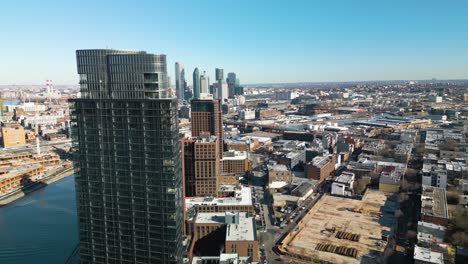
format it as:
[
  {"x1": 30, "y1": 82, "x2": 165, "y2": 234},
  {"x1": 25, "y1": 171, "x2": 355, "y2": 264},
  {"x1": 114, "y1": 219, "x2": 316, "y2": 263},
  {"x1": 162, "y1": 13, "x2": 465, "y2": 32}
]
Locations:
[{"x1": 1, "y1": 0, "x2": 467, "y2": 85}]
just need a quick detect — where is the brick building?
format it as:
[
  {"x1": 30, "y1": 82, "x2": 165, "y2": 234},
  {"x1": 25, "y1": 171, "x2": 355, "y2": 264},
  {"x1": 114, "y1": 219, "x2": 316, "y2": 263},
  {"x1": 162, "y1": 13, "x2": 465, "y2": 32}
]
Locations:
[
  {"x1": 182, "y1": 135, "x2": 220, "y2": 197},
  {"x1": 222, "y1": 151, "x2": 248, "y2": 176},
  {"x1": 305, "y1": 155, "x2": 335, "y2": 181},
  {"x1": 187, "y1": 211, "x2": 258, "y2": 262},
  {"x1": 267, "y1": 164, "x2": 292, "y2": 184},
  {"x1": 191, "y1": 99, "x2": 224, "y2": 158}
]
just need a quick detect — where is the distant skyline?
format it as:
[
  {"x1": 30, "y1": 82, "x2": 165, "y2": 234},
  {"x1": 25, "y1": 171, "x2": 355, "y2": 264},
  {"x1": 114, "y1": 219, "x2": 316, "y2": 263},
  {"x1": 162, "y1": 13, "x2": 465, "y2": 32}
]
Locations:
[{"x1": 1, "y1": 0, "x2": 468, "y2": 85}]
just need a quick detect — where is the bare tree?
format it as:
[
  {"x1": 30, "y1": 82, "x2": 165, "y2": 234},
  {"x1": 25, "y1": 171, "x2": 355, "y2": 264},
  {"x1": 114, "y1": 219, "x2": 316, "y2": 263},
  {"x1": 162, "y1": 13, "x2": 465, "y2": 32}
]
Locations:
[
  {"x1": 394, "y1": 209, "x2": 404, "y2": 218},
  {"x1": 447, "y1": 192, "x2": 460, "y2": 205},
  {"x1": 413, "y1": 144, "x2": 426, "y2": 156},
  {"x1": 398, "y1": 192, "x2": 409, "y2": 203},
  {"x1": 354, "y1": 176, "x2": 370, "y2": 194},
  {"x1": 451, "y1": 232, "x2": 468, "y2": 247},
  {"x1": 404, "y1": 168, "x2": 419, "y2": 182},
  {"x1": 406, "y1": 230, "x2": 417, "y2": 240},
  {"x1": 401, "y1": 179, "x2": 421, "y2": 192}
]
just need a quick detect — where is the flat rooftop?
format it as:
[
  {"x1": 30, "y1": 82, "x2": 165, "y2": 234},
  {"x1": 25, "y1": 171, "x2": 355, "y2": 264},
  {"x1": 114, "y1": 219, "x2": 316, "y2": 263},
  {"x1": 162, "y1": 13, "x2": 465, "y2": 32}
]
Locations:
[
  {"x1": 379, "y1": 168, "x2": 404, "y2": 186},
  {"x1": 413, "y1": 245, "x2": 443, "y2": 264},
  {"x1": 268, "y1": 164, "x2": 289, "y2": 172},
  {"x1": 0, "y1": 163, "x2": 43, "y2": 180},
  {"x1": 281, "y1": 190, "x2": 395, "y2": 264},
  {"x1": 421, "y1": 186, "x2": 448, "y2": 220},
  {"x1": 226, "y1": 212, "x2": 256, "y2": 242},
  {"x1": 222, "y1": 151, "x2": 248, "y2": 160},
  {"x1": 242, "y1": 131, "x2": 281, "y2": 138},
  {"x1": 194, "y1": 212, "x2": 256, "y2": 242},
  {"x1": 194, "y1": 212, "x2": 226, "y2": 224},
  {"x1": 311, "y1": 155, "x2": 331, "y2": 167},
  {"x1": 334, "y1": 172, "x2": 355, "y2": 185},
  {"x1": 191, "y1": 253, "x2": 250, "y2": 264},
  {"x1": 186, "y1": 186, "x2": 253, "y2": 208}
]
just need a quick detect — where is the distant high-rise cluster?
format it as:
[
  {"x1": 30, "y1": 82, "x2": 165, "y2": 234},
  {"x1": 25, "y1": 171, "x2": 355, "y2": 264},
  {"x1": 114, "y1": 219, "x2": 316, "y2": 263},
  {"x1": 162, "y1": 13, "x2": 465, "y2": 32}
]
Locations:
[{"x1": 179, "y1": 64, "x2": 243, "y2": 102}]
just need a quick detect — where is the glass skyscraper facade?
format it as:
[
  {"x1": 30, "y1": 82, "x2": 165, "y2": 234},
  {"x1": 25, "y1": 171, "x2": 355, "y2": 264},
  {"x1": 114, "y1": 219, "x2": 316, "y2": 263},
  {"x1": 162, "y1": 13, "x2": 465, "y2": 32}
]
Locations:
[
  {"x1": 70, "y1": 49, "x2": 183, "y2": 264},
  {"x1": 192, "y1": 68, "x2": 200, "y2": 99},
  {"x1": 175, "y1": 62, "x2": 185, "y2": 101},
  {"x1": 215, "y1": 68, "x2": 224, "y2": 81},
  {"x1": 227, "y1": 72, "x2": 237, "y2": 98}
]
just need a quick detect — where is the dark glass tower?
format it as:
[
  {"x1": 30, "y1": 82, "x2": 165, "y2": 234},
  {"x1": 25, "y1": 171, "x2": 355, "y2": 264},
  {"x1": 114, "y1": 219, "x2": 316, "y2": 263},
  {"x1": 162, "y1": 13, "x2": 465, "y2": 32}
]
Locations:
[
  {"x1": 227, "y1": 72, "x2": 236, "y2": 98},
  {"x1": 70, "y1": 49, "x2": 183, "y2": 264},
  {"x1": 192, "y1": 68, "x2": 200, "y2": 99},
  {"x1": 215, "y1": 68, "x2": 224, "y2": 81}
]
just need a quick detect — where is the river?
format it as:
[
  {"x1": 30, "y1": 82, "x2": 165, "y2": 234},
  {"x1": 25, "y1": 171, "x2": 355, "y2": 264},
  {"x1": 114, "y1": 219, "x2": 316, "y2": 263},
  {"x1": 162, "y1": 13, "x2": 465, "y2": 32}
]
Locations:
[
  {"x1": 2, "y1": 99, "x2": 20, "y2": 105},
  {"x1": 0, "y1": 175, "x2": 78, "y2": 264}
]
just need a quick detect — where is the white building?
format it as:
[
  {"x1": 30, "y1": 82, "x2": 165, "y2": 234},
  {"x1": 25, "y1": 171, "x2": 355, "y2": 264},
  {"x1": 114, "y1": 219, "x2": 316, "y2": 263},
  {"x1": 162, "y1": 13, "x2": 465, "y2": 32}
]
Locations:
[
  {"x1": 428, "y1": 95, "x2": 443, "y2": 103},
  {"x1": 413, "y1": 245, "x2": 443, "y2": 264},
  {"x1": 422, "y1": 164, "x2": 447, "y2": 189},
  {"x1": 331, "y1": 172, "x2": 355, "y2": 197},
  {"x1": 217, "y1": 80, "x2": 228, "y2": 102},
  {"x1": 6, "y1": 103, "x2": 47, "y2": 113},
  {"x1": 22, "y1": 115, "x2": 61, "y2": 128},
  {"x1": 417, "y1": 221, "x2": 446, "y2": 245},
  {"x1": 200, "y1": 73, "x2": 209, "y2": 94},
  {"x1": 239, "y1": 109, "x2": 256, "y2": 120},
  {"x1": 235, "y1": 95, "x2": 245, "y2": 105},
  {"x1": 275, "y1": 91, "x2": 298, "y2": 100}
]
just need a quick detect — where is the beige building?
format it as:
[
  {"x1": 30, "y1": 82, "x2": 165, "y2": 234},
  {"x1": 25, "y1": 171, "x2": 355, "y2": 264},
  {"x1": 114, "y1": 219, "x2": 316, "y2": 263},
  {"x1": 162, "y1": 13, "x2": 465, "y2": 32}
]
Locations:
[
  {"x1": 1, "y1": 126, "x2": 26, "y2": 147},
  {"x1": 268, "y1": 164, "x2": 292, "y2": 184}
]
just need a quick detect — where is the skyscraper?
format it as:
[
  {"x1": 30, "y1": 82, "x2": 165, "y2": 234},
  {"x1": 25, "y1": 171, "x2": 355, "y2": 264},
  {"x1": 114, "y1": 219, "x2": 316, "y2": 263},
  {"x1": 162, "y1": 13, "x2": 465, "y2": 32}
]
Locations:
[
  {"x1": 227, "y1": 72, "x2": 236, "y2": 98},
  {"x1": 215, "y1": 68, "x2": 224, "y2": 82},
  {"x1": 193, "y1": 68, "x2": 200, "y2": 99},
  {"x1": 200, "y1": 71, "x2": 209, "y2": 94},
  {"x1": 190, "y1": 99, "x2": 224, "y2": 158},
  {"x1": 217, "y1": 80, "x2": 228, "y2": 102},
  {"x1": 180, "y1": 68, "x2": 188, "y2": 100},
  {"x1": 70, "y1": 49, "x2": 183, "y2": 264},
  {"x1": 175, "y1": 62, "x2": 184, "y2": 101}
]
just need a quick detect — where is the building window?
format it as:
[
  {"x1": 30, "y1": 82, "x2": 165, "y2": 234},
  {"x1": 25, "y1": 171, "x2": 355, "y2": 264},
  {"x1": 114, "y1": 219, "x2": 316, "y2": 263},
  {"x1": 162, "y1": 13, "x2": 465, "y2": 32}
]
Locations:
[{"x1": 230, "y1": 244, "x2": 237, "y2": 253}]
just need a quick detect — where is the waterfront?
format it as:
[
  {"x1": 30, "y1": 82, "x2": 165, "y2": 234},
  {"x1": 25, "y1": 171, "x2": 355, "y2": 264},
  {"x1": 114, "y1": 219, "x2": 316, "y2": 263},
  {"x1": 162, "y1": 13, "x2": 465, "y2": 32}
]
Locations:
[
  {"x1": 0, "y1": 175, "x2": 78, "y2": 264},
  {"x1": 2, "y1": 99, "x2": 20, "y2": 105}
]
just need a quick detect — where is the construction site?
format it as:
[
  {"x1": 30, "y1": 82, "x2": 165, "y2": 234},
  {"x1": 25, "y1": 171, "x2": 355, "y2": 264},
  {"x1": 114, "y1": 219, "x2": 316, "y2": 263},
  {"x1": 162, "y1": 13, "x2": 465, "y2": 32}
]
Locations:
[{"x1": 277, "y1": 190, "x2": 396, "y2": 264}]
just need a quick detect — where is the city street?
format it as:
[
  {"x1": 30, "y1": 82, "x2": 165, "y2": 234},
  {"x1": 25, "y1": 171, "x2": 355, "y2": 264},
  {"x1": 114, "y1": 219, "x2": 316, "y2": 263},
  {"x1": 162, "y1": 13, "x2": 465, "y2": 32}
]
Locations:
[{"x1": 255, "y1": 182, "x2": 324, "y2": 264}]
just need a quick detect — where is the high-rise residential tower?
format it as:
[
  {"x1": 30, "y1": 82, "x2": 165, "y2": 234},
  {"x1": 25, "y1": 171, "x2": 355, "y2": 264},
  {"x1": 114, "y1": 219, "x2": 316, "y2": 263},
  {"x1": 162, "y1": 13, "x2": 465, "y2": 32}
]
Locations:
[
  {"x1": 175, "y1": 62, "x2": 184, "y2": 100},
  {"x1": 70, "y1": 49, "x2": 183, "y2": 264},
  {"x1": 182, "y1": 134, "x2": 220, "y2": 197},
  {"x1": 190, "y1": 99, "x2": 223, "y2": 158},
  {"x1": 193, "y1": 68, "x2": 200, "y2": 99}
]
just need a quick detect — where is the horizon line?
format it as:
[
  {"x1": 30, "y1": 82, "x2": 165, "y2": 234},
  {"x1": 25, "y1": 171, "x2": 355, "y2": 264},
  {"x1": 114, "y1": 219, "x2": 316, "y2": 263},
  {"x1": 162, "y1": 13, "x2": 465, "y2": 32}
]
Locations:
[{"x1": 1, "y1": 78, "x2": 468, "y2": 87}]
